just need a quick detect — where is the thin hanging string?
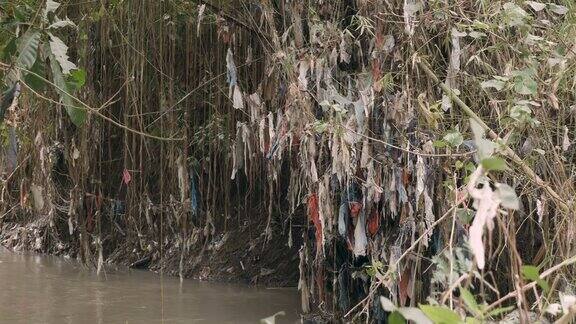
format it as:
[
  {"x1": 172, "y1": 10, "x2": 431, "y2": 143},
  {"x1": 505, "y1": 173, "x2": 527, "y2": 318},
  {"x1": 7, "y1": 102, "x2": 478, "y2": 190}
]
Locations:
[{"x1": 157, "y1": 1, "x2": 165, "y2": 322}]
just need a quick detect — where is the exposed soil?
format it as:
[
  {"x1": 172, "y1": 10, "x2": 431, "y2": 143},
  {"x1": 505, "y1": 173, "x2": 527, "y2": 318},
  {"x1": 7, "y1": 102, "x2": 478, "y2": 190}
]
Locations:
[
  {"x1": 149, "y1": 215, "x2": 303, "y2": 287},
  {"x1": 0, "y1": 212, "x2": 302, "y2": 288}
]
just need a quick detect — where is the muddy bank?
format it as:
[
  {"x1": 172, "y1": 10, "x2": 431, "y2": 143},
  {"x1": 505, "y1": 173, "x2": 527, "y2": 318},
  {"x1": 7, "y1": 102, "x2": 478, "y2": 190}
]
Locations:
[{"x1": 0, "y1": 212, "x2": 302, "y2": 288}]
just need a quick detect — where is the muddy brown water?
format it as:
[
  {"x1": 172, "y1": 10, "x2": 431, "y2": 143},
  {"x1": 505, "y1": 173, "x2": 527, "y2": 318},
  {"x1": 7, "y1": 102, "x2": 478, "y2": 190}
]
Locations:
[{"x1": 0, "y1": 248, "x2": 301, "y2": 323}]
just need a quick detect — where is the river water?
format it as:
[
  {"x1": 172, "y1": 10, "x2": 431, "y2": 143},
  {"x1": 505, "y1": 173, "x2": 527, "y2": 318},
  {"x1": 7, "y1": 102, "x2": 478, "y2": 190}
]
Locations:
[{"x1": 0, "y1": 249, "x2": 300, "y2": 323}]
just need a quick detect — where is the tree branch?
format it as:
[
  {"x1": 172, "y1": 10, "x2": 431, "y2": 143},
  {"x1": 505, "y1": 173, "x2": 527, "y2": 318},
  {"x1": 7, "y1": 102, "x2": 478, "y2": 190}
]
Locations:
[{"x1": 416, "y1": 55, "x2": 571, "y2": 214}]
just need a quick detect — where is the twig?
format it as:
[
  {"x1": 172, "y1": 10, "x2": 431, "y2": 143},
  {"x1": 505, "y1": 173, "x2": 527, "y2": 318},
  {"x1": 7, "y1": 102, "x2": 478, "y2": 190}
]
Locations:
[
  {"x1": 447, "y1": 174, "x2": 459, "y2": 309},
  {"x1": 391, "y1": 194, "x2": 468, "y2": 271},
  {"x1": 440, "y1": 273, "x2": 469, "y2": 305},
  {"x1": 0, "y1": 203, "x2": 21, "y2": 219},
  {"x1": 344, "y1": 193, "x2": 469, "y2": 318},
  {"x1": 2, "y1": 154, "x2": 31, "y2": 182},
  {"x1": 146, "y1": 56, "x2": 264, "y2": 128},
  {"x1": 485, "y1": 255, "x2": 576, "y2": 312},
  {"x1": 346, "y1": 127, "x2": 477, "y2": 158},
  {"x1": 192, "y1": 0, "x2": 269, "y2": 42},
  {"x1": 12, "y1": 65, "x2": 184, "y2": 141},
  {"x1": 416, "y1": 55, "x2": 571, "y2": 214}
]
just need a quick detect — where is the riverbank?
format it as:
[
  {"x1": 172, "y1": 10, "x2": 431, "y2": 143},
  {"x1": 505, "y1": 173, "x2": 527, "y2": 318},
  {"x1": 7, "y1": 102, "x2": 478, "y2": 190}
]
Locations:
[{"x1": 0, "y1": 212, "x2": 301, "y2": 288}]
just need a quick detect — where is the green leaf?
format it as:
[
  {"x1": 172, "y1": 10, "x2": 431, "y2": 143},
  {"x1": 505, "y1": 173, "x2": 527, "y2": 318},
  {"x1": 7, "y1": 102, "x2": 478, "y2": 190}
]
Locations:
[
  {"x1": 24, "y1": 59, "x2": 46, "y2": 92},
  {"x1": 389, "y1": 311, "x2": 406, "y2": 324},
  {"x1": 521, "y1": 265, "x2": 549, "y2": 292},
  {"x1": 313, "y1": 120, "x2": 328, "y2": 133},
  {"x1": 7, "y1": 30, "x2": 41, "y2": 83},
  {"x1": 49, "y1": 48, "x2": 86, "y2": 126},
  {"x1": 480, "y1": 79, "x2": 505, "y2": 91},
  {"x1": 67, "y1": 69, "x2": 86, "y2": 90},
  {"x1": 365, "y1": 265, "x2": 377, "y2": 277},
  {"x1": 493, "y1": 75, "x2": 510, "y2": 82},
  {"x1": 514, "y1": 76, "x2": 537, "y2": 95},
  {"x1": 465, "y1": 318, "x2": 481, "y2": 324},
  {"x1": 419, "y1": 304, "x2": 462, "y2": 324},
  {"x1": 481, "y1": 157, "x2": 508, "y2": 171},
  {"x1": 495, "y1": 183, "x2": 519, "y2": 210},
  {"x1": 467, "y1": 31, "x2": 486, "y2": 39},
  {"x1": 1, "y1": 38, "x2": 17, "y2": 61},
  {"x1": 471, "y1": 20, "x2": 491, "y2": 30},
  {"x1": 13, "y1": 5, "x2": 31, "y2": 22},
  {"x1": 433, "y1": 140, "x2": 448, "y2": 148},
  {"x1": 382, "y1": 298, "x2": 433, "y2": 324},
  {"x1": 476, "y1": 138, "x2": 495, "y2": 159},
  {"x1": 510, "y1": 104, "x2": 534, "y2": 124},
  {"x1": 459, "y1": 288, "x2": 480, "y2": 316},
  {"x1": 521, "y1": 265, "x2": 539, "y2": 281},
  {"x1": 455, "y1": 160, "x2": 464, "y2": 169},
  {"x1": 502, "y1": 2, "x2": 529, "y2": 27},
  {"x1": 16, "y1": 29, "x2": 40, "y2": 64},
  {"x1": 465, "y1": 162, "x2": 476, "y2": 173},
  {"x1": 456, "y1": 208, "x2": 474, "y2": 225},
  {"x1": 470, "y1": 118, "x2": 496, "y2": 159},
  {"x1": 444, "y1": 131, "x2": 464, "y2": 147},
  {"x1": 525, "y1": 1, "x2": 546, "y2": 11},
  {"x1": 48, "y1": 33, "x2": 77, "y2": 74},
  {"x1": 548, "y1": 3, "x2": 568, "y2": 15},
  {"x1": 485, "y1": 305, "x2": 514, "y2": 318},
  {"x1": 398, "y1": 308, "x2": 433, "y2": 324}
]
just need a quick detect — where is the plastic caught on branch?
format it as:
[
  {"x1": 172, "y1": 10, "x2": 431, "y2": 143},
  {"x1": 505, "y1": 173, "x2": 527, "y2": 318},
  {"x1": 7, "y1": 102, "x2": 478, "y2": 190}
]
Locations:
[
  {"x1": 298, "y1": 248, "x2": 310, "y2": 313},
  {"x1": 403, "y1": 0, "x2": 422, "y2": 36},
  {"x1": 353, "y1": 210, "x2": 367, "y2": 257},
  {"x1": 31, "y1": 184, "x2": 45, "y2": 212},
  {"x1": 177, "y1": 154, "x2": 188, "y2": 203},
  {"x1": 562, "y1": 125, "x2": 571, "y2": 151},
  {"x1": 226, "y1": 48, "x2": 237, "y2": 93},
  {"x1": 196, "y1": 4, "x2": 206, "y2": 37},
  {"x1": 5, "y1": 127, "x2": 18, "y2": 172},
  {"x1": 338, "y1": 264, "x2": 350, "y2": 312},
  {"x1": 246, "y1": 93, "x2": 263, "y2": 124},
  {"x1": 367, "y1": 207, "x2": 380, "y2": 236},
  {"x1": 442, "y1": 28, "x2": 465, "y2": 111},
  {"x1": 232, "y1": 86, "x2": 244, "y2": 109},
  {"x1": 338, "y1": 183, "x2": 362, "y2": 242},
  {"x1": 122, "y1": 169, "x2": 132, "y2": 185},
  {"x1": 298, "y1": 59, "x2": 310, "y2": 91},
  {"x1": 1, "y1": 82, "x2": 21, "y2": 124},
  {"x1": 338, "y1": 202, "x2": 350, "y2": 237},
  {"x1": 415, "y1": 156, "x2": 425, "y2": 207},
  {"x1": 190, "y1": 169, "x2": 199, "y2": 217},
  {"x1": 307, "y1": 193, "x2": 323, "y2": 256},
  {"x1": 467, "y1": 166, "x2": 499, "y2": 269},
  {"x1": 317, "y1": 180, "x2": 330, "y2": 244},
  {"x1": 266, "y1": 117, "x2": 287, "y2": 160},
  {"x1": 467, "y1": 166, "x2": 520, "y2": 269},
  {"x1": 231, "y1": 122, "x2": 250, "y2": 179}
]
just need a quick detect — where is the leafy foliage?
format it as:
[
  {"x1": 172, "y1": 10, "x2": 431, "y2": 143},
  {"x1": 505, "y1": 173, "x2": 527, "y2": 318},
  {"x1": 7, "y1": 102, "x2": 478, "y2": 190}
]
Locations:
[
  {"x1": 521, "y1": 265, "x2": 550, "y2": 293},
  {"x1": 6, "y1": 30, "x2": 41, "y2": 83},
  {"x1": 48, "y1": 48, "x2": 85, "y2": 126},
  {"x1": 2, "y1": 0, "x2": 86, "y2": 126}
]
